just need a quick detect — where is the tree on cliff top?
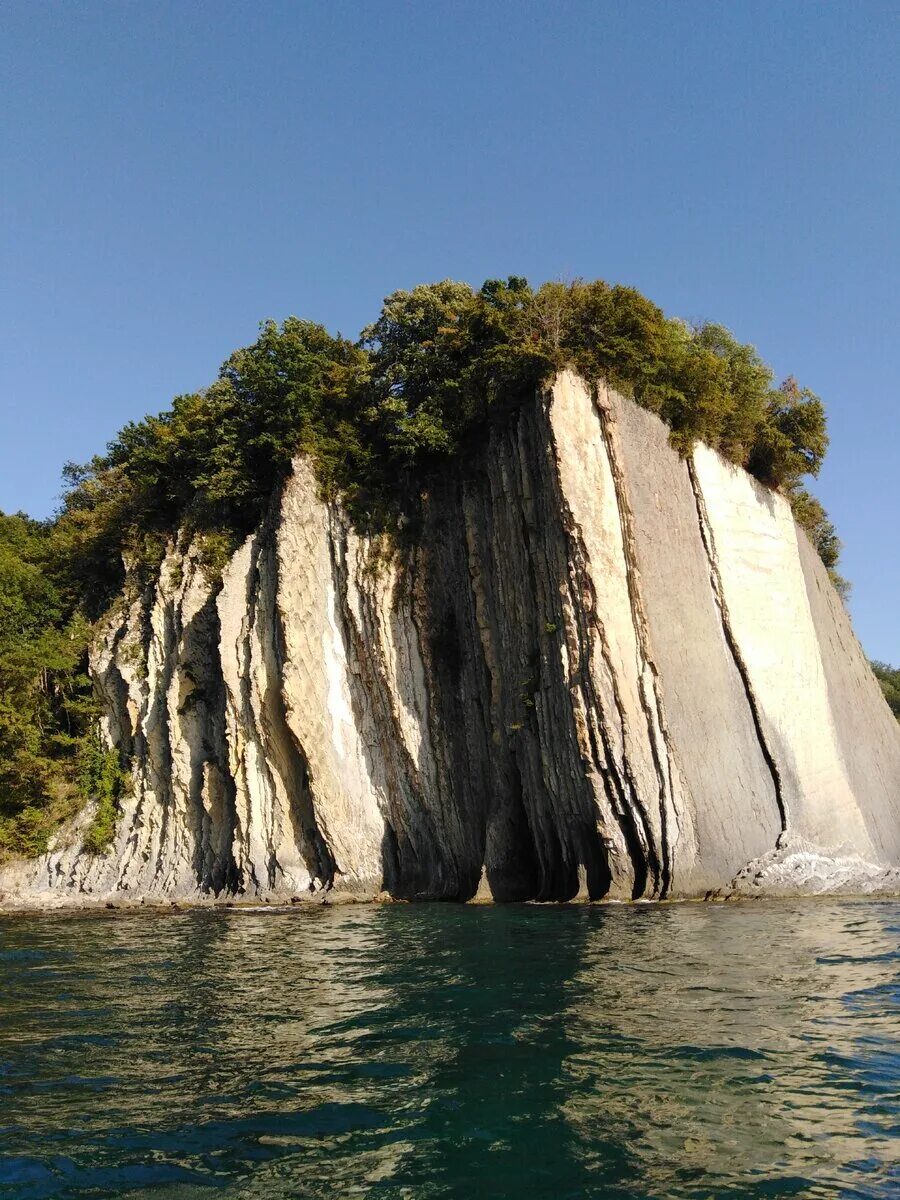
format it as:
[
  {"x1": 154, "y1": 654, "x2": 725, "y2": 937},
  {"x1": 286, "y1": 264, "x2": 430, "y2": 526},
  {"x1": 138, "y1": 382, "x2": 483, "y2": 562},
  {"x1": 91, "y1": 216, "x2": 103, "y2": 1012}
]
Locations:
[
  {"x1": 58, "y1": 278, "x2": 832, "y2": 608},
  {"x1": 358, "y1": 277, "x2": 829, "y2": 505}
]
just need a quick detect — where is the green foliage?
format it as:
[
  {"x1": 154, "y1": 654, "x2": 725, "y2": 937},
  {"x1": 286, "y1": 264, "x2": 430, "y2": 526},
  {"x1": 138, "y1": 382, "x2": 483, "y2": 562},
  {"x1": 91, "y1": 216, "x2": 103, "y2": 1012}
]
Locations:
[
  {"x1": 0, "y1": 514, "x2": 132, "y2": 858},
  {"x1": 746, "y1": 377, "x2": 828, "y2": 488},
  {"x1": 0, "y1": 514, "x2": 97, "y2": 856},
  {"x1": 871, "y1": 661, "x2": 900, "y2": 721},
  {"x1": 55, "y1": 319, "x2": 368, "y2": 612},
  {"x1": 0, "y1": 273, "x2": 848, "y2": 855},
  {"x1": 78, "y1": 737, "x2": 126, "y2": 855},
  {"x1": 358, "y1": 278, "x2": 830, "y2": 506},
  {"x1": 118, "y1": 637, "x2": 147, "y2": 680},
  {"x1": 0, "y1": 804, "x2": 68, "y2": 860},
  {"x1": 788, "y1": 486, "x2": 850, "y2": 600},
  {"x1": 53, "y1": 277, "x2": 836, "y2": 599},
  {"x1": 196, "y1": 529, "x2": 242, "y2": 585}
]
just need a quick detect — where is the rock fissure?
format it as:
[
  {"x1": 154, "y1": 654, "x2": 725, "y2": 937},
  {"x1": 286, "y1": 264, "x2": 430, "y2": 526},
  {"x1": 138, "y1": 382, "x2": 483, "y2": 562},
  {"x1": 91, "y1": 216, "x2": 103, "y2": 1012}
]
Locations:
[
  {"x1": 592, "y1": 384, "x2": 680, "y2": 897},
  {"x1": 258, "y1": 526, "x2": 336, "y2": 889},
  {"x1": 686, "y1": 456, "x2": 789, "y2": 837}
]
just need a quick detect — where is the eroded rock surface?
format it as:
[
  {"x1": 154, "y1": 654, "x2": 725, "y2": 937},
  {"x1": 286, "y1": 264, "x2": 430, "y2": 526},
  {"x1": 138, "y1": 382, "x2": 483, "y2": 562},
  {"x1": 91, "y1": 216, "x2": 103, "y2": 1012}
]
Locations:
[{"x1": 2, "y1": 372, "x2": 897, "y2": 907}]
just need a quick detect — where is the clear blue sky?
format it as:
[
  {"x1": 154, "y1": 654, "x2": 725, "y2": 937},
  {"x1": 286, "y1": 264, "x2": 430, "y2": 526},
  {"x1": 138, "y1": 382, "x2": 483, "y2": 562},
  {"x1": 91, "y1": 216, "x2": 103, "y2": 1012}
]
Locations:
[{"x1": 1, "y1": 2, "x2": 897, "y2": 660}]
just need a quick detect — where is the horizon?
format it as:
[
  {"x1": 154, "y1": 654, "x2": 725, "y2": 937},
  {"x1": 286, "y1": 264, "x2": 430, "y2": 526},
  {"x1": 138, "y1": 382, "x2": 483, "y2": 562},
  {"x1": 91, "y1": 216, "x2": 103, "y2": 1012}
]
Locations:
[{"x1": 1, "y1": 1, "x2": 897, "y2": 660}]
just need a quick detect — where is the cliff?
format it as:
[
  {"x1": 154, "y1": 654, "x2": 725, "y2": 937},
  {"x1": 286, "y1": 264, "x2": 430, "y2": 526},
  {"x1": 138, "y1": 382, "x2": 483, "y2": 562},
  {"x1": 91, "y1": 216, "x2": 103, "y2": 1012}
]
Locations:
[{"x1": 2, "y1": 372, "x2": 897, "y2": 907}]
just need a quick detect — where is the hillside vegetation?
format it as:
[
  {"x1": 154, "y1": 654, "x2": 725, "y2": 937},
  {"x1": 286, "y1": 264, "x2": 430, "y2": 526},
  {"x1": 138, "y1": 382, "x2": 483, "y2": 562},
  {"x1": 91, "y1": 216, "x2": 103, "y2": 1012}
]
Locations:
[
  {"x1": 0, "y1": 277, "x2": 846, "y2": 855},
  {"x1": 872, "y1": 662, "x2": 900, "y2": 721}
]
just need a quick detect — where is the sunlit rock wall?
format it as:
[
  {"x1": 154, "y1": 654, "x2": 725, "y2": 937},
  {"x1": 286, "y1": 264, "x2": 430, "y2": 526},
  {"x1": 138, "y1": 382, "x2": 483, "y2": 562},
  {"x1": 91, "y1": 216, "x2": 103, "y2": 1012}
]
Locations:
[{"x1": 2, "y1": 372, "x2": 897, "y2": 907}]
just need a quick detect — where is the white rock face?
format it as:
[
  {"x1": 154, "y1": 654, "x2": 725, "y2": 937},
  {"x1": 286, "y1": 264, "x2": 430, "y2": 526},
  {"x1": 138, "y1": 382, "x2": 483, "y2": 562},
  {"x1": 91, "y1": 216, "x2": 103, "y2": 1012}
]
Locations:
[
  {"x1": 549, "y1": 375, "x2": 689, "y2": 898},
  {"x1": 691, "y1": 446, "x2": 873, "y2": 854},
  {"x1": 275, "y1": 469, "x2": 386, "y2": 887},
  {"x1": 2, "y1": 372, "x2": 897, "y2": 907}
]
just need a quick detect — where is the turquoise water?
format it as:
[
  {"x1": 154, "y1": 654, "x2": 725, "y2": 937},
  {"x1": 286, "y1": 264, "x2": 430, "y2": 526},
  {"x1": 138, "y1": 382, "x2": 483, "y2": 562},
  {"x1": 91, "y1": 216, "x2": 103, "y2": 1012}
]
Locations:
[{"x1": 0, "y1": 902, "x2": 897, "y2": 1199}]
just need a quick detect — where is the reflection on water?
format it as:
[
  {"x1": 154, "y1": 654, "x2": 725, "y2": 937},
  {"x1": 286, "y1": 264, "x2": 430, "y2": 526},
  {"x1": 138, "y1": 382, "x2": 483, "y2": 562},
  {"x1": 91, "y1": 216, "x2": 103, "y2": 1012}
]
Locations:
[{"x1": 0, "y1": 901, "x2": 897, "y2": 1199}]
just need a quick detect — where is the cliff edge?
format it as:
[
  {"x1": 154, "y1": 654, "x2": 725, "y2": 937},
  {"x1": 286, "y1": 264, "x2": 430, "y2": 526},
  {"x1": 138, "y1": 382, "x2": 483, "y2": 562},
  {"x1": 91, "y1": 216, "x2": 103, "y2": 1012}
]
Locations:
[{"x1": 2, "y1": 372, "x2": 897, "y2": 907}]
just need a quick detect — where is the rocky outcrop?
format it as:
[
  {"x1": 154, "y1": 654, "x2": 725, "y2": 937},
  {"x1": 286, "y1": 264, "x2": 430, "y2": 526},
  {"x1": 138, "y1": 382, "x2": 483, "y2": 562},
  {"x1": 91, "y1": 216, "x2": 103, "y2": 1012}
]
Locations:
[{"x1": 2, "y1": 372, "x2": 897, "y2": 907}]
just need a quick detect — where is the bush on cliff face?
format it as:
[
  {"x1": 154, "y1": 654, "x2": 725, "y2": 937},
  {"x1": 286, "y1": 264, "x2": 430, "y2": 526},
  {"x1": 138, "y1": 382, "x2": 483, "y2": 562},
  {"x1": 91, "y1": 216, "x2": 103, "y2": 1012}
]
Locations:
[
  {"x1": 0, "y1": 274, "x2": 841, "y2": 853},
  {"x1": 77, "y1": 737, "x2": 128, "y2": 855},
  {"x1": 786, "y1": 486, "x2": 849, "y2": 598},
  {"x1": 872, "y1": 662, "x2": 900, "y2": 721}
]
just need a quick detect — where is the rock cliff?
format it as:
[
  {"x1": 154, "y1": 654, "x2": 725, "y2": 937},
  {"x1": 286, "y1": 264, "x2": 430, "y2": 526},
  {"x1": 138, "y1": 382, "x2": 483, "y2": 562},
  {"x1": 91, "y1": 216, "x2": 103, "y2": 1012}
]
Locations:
[{"x1": 2, "y1": 373, "x2": 898, "y2": 906}]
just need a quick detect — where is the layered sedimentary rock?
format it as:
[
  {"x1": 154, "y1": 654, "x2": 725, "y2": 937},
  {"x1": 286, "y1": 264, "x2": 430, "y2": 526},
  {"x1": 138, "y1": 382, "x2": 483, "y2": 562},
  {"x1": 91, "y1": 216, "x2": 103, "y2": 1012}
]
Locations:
[{"x1": 2, "y1": 372, "x2": 897, "y2": 907}]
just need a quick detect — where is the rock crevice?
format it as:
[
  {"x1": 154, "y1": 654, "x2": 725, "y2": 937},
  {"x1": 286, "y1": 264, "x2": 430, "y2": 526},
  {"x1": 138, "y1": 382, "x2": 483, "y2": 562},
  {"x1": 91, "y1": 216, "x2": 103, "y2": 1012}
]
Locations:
[{"x1": 686, "y1": 455, "x2": 789, "y2": 837}]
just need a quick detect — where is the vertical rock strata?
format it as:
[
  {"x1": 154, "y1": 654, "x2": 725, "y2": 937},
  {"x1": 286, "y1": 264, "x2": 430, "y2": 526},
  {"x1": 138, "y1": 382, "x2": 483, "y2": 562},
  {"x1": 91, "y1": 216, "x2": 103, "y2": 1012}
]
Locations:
[
  {"x1": 606, "y1": 392, "x2": 782, "y2": 893},
  {"x1": 2, "y1": 372, "x2": 898, "y2": 907}
]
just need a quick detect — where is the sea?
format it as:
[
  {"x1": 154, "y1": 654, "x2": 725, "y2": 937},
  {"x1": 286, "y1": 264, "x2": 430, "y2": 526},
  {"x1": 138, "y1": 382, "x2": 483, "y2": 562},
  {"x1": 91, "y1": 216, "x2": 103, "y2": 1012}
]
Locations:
[{"x1": 0, "y1": 900, "x2": 897, "y2": 1199}]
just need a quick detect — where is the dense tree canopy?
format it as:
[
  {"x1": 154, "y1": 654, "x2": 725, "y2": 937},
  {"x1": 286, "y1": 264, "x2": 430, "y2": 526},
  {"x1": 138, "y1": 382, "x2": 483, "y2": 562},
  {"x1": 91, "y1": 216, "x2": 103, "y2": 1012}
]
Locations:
[
  {"x1": 0, "y1": 275, "x2": 848, "y2": 855},
  {"x1": 0, "y1": 515, "x2": 95, "y2": 854},
  {"x1": 54, "y1": 277, "x2": 837, "y2": 611}
]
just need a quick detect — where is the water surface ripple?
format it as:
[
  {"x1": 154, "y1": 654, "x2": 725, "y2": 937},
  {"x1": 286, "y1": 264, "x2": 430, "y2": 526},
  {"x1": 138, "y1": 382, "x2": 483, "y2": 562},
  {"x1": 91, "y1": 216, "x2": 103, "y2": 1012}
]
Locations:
[{"x1": 0, "y1": 901, "x2": 897, "y2": 1198}]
